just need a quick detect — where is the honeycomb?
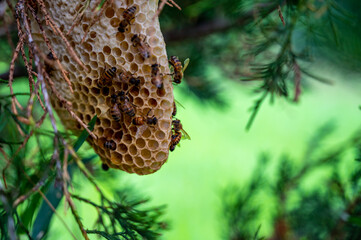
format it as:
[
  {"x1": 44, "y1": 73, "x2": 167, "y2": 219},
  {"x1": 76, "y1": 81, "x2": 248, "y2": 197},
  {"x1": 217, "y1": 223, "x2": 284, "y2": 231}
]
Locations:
[{"x1": 31, "y1": 0, "x2": 174, "y2": 175}]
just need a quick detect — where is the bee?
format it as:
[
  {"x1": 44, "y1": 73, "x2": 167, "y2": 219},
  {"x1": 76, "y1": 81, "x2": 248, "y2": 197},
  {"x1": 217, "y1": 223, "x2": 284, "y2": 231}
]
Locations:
[
  {"x1": 132, "y1": 110, "x2": 158, "y2": 126},
  {"x1": 104, "y1": 140, "x2": 116, "y2": 150},
  {"x1": 172, "y1": 101, "x2": 177, "y2": 117},
  {"x1": 101, "y1": 163, "x2": 110, "y2": 171},
  {"x1": 118, "y1": 6, "x2": 137, "y2": 33},
  {"x1": 97, "y1": 67, "x2": 116, "y2": 88},
  {"x1": 118, "y1": 91, "x2": 136, "y2": 117},
  {"x1": 151, "y1": 64, "x2": 163, "y2": 89},
  {"x1": 110, "y1": 103, "x2": 122, "y2": 122},
  {"x1": 129, "y1": 76, "x2": 141, "y2": 87},
  {"x1": 45, "y1": 52, "x2": 55, "y2": 75},
  {"x1": 169, "y1": 131, "x2": 182, "y2": 152},
  {"x1": 131, "y1": 34, "x2": 150, "y2": 59},
  {"x1": 119, "y1": 71, "x2": 141, "y2": 87},
  {"x1": 169, "y1": 56, "x2": 183, "y2": 84},
  {"x1": 169, "y1": 119, "x2": 191, "y2": 151}
]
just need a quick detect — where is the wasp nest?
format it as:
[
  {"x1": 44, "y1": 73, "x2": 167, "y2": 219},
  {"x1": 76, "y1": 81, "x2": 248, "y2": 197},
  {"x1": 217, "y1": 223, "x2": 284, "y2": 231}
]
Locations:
[{"x1": 31, "y1": 0, "x2": 175, "y2": 175}]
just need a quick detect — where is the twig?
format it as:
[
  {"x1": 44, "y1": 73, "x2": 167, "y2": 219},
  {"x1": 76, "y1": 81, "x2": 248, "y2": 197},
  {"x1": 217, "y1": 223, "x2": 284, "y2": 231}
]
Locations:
[{"x1": 293, "y1": 60, "x2": 301, "y2": 102}]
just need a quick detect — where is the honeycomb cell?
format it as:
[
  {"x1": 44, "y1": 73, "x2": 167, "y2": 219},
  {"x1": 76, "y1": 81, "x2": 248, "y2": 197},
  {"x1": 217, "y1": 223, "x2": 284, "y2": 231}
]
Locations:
[
  {"x1": 101, "y1": 87, "x2": 110, "y2": 96},
  {"x1": 148, "y1": 98, "x2": 157, "y2": 108},
  {"x1": 134, "y1": 97, "x2": 143, "y2": 106},
  {"x1": 153, "y1": 47, "x2": 163, "y2": 57},
  {"x1": 114, "y1": 130, "x2": 123, "y2": 141},
  {"x1": 85, "y1": 114, "x2": 91, "y2": 122},
  {"x1": 156, "y1": 88, "x2": 166, "y2": 97},
  {"x1": 155, "y1": 130, "x2": 166, "y2": 140},
  {"x1": 160, "y1": 99, "x2": 171, "y2": 108},
  {"x1": 130, "y1": 63, "x2": 138, "y2": 72},
  {"x1": 104, "y1": 128, "x2": 114, "y2": 138},
  {"x1": 90, "y1": 61, "x2": 98, "y2": 68},
  {"x1": 97, "y1": 127, "x2": 104, "y2": 135},
  {"x1": 90, "y1": 31, "x2": 97, "y2": 39},
  {"x1": 137, "y1": 13, "x2": 146, "y2": 23},
  {"x1": 111, "y1": 152, "x2": 123, "y2": 165},
  {"x1": 112, "y1": 121, "x2": 122, "y2": 130},
  {"x1": 90, "y1": 52, "x2": 97, "y2": 60},
  {"x1": 124, "y1": 154, "x2": 133, "y2": 164},
  {"x1": 130, "y1": 87, "x2": 139, "y2": 97},
  {"x1": 125, "y1": 53, "x2": 134, "y2": 62},
  {"x1": 113, "y1": 48, "x2": 122, "y2": 57},
  {"x1": 103, "y1": 46, "x2": 111, "y2": 55},
  {"x1": 140, "y1": 88, "x2": 149, "y2": 98},
  {"x1": 148, "y1": 140, "x2": 159, "y2": 150},
  {"x1": 83, "y1": 42, "x2": 92, "y2": 52},
  {"x1": 135, "y1": 138, "x2": 146, "y2": 148},
  {"x1": 116, "y1": 32, "x2": 125, "y2": 42},
  {"x1": 84, "y1": 77, "x2": 92, "y2": 86},
  {"x1": 118, "y1": 143, "x2": 128, "y2": 154},
  {"x1": 102, "y1": 118, "x2": 111, "y2": 128},
  {"x1": 105, "y1": 8, "x2": 115, "y2": 18},
  {"x1": 89, "y1": 96, "x2": 98, "y2": 105},
  {"x1": 129, "y1": 144, "x2": 138, "y2": 155},
  {"x1": 142, "y1": 128, "x2": 151, "y2": 138},
  {"x1": 91, "y1": 87, "x2": 100, "y2": 95},
  {"x1": 123, "y1": 134, "x2": 132, "y2": 144},
  {"x1": 89, "y1": 105, "x2": 95, "y2": 114},
  {"x1": 150, "y1": 162, "x2": 161, "y2": 169},
  {"x1": 134, "y1": 157, "x2": 144, "y2": 167},
  {"x1": 155, "y1": 151, "x2": 167, "y2": 162},
  {"x1": 120, "y1": 41, "x2": 129, "y2": 51},
  {"x1": 108, "y1": 55, "x2": 116, "y2": 66},
  {"x1": 98, "y1": 52, "x2": 105, "y2": 62},
  {"x1": 110, "y1": 18, "x2": 120, "y2": 28}
]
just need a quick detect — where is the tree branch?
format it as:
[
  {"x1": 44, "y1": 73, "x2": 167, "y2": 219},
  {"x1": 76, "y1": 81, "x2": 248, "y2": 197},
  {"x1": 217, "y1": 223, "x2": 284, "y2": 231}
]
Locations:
[{"x1": 164, "y1": 2, "x2": 278, "y2": 43}]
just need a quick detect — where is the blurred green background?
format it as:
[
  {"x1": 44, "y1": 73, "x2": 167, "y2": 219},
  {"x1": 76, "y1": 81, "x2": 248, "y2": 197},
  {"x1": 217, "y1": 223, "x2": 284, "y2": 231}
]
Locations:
[{"x1": 1, "y1": 0, "x2": 361, "y2": 239}]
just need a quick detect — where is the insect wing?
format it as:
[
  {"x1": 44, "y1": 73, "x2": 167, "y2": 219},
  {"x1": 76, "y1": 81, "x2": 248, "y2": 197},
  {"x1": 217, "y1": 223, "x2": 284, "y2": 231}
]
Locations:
[
  {"x1": 174, "y1": 99, "x2": 185, "y2": 109},
  {"x1": 135, "y1": 125, "x2": 148, "y2": 139},
  {"x1": 181, "y1": 129, "x2": 191, "y2": 140},
  {"x1": 183, "y1": 58, "x2": 190, "y2": 73}
]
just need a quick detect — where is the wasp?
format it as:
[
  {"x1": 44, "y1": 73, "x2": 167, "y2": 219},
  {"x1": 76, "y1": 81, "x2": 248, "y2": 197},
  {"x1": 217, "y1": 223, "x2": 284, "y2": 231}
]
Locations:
[
  {"x1": 169, "y1": 56, "x2": 183, "y2": 84},
  {"x1": 104, "y1": 140, "x2": 116, "y2": 150},
  {"x1": 97, "y1": 67, "x2": 116, "y2": 88},
  {"x1": 132, "y1": 110, "x2": 157, "y2": 126},
  {"x1": 118, "y1": 6, "x2": 137, "y2": 33},
  {"x1": 118, "y1": 91, "x2": 136, "y2": 117},
  {"x1": 151, "y1": 64, "x2": 163, "y2": 89},
  {"x1": 131, "y1": 34, "x2": 150, "y2": 59},
  {"x1": 102, "y1": 163, "x2": 110, "y2": 171}
]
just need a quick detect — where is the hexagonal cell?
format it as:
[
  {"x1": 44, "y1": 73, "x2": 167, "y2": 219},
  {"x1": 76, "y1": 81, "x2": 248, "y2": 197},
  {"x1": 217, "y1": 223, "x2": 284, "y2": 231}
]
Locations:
[
  {"x1": 118, "y1": 143, "x2": 128, "y2": 154},
  {"x1": 134, "y1": 157, "x2": 145, "y2": 168},
  {"x1": 148, "y1": 140, "x2": 159, "y2": 150},
  {"x1": 124, "y1": 154, "x2": 133, "y2": 165},
  {"x1": 129, "y1": 144, "x2": 138, "y2": 155},
  {"x1": 105, "y1": 8, "x2": 115, "y2": 18}
]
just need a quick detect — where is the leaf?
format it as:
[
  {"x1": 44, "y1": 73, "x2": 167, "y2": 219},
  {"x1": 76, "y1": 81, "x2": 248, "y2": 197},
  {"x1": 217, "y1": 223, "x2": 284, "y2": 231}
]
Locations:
[
  {"x1": 348, "y1": 216, "x2": 361, "y2": 227},
  {"x1": 73, "y1": 115, "x2": 97, "y2": 152},
  {"x1": 31, "y1": 115, "x2": 97, "y2": 239}
]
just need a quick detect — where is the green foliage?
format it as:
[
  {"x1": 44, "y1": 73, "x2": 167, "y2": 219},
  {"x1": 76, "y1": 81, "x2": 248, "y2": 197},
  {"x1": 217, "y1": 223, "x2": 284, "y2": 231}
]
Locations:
[{"x1": 222, "y1": 125, "x2": 361, "y2": 239}]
